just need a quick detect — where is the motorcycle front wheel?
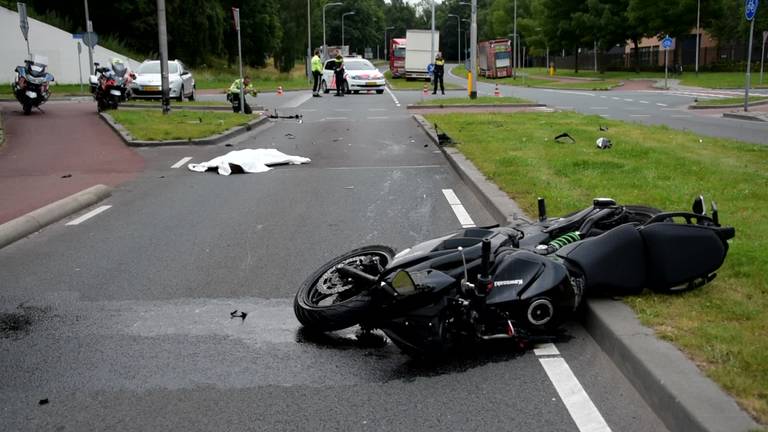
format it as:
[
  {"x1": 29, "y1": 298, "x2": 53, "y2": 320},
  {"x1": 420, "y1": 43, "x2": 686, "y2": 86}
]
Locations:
[{"x1": 294, "y1": 245, "x2": 394, "y2": 332}]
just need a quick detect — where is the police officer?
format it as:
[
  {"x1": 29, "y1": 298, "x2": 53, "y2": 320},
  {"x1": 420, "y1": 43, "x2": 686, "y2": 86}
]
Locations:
[
  {"x1": 311, "y1": 49, "x2": 323, "y2": 97},
  {"x1": 432, "y1": 52, "x2": 445, "y2": 95},
  {"x1": 227, "y1": 76, "x2": 256, "y2": 113},
  {"x1": 333, "y1": 50, "x2": 346, "y2": 97}
]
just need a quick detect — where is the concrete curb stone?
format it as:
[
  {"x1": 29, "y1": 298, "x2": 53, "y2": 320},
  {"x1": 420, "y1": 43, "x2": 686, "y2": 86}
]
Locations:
[
  {"x1": 0, "y1": 184, "x2": 112, "y2": 249},
  {"x1": 689, "y1": 99, "x2": 768, "y2": 110},
  {"x1": 99, "y1": 112, "x2": 269, "y2": 147},
  {"x1": 411, "y1": 112, "x2": 760, "y2": 432},
  {"x1": 722, "y1": 111, "x2": 768, "y2": 122}
]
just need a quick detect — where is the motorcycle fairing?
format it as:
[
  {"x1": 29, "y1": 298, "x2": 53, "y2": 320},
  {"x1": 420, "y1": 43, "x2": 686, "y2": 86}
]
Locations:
[{"x1": 485, "y1": 250, "x2": 570, "y2": 305}]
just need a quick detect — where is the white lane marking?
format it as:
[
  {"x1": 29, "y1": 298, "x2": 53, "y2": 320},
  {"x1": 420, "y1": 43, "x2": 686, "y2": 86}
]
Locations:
[
  {"x1": 367, "y1": 116, "x2": 389, "y2": 120},
  {"x1": 599, "y1": 96, "x2": 607, "y2": 99},
  {"x1": 630, "y1": 114, "x2": 650, "y2": 117},
  {"x1": 611, "y1": 97, "x2": 620, "y2": 100},
  {"x1": 534, "y1": 343, "x2": 560, "y2": 356},
  {"x1": 442, "y1": 189, "x2": 476, "y2": 228},
  {"x1": 281, "y1": 93, "x2": 312, "y2": 108},
  {"x1": 385, "y1": 87, "x2": 401, "y2": 107},
  {"x1": 656, "y1": 103, "x2": 668, "y2": 107},
  {"x1": 325, "y1": 117, "x2": 349, "y2": 120},
  {"x1": 671, "y1": 115, "x2": 692, "y2": 118},
  {"x1": 590, "y1": 107, "x2": 609, "y2": 110},
  {"x1": 66, "y1": 205, "x2": 112, "y2": 226},
  {"x1": 541, "y1": 89, "x2": 596, "y2": 97},
  {"x1": 171, "y1": 157, "x2": 192, "y2": 169},
  {"x1": 539, "y1": 356, "x2": 612, "y2": 432},
  {"x1": 623, "y1": 98, "x2": 634, "y2": 102},
  {"x1": 300, "y1": 109, "x2": 317, "y2": 112},
  {"x1": 639, "y1": 100, "x2": 649, "y2": 104}
]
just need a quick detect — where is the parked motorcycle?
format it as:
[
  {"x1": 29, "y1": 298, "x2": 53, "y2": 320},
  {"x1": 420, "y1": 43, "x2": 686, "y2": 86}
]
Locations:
[
  {"x1": 294, "y1": 197, "x2": 735, "y2": 358},
  {"x1": 90, "y1": 59, "x2": 134, "y2": 112},
  {"x1": 12, "y1": 55, "x2": 54, "y2": 115}
]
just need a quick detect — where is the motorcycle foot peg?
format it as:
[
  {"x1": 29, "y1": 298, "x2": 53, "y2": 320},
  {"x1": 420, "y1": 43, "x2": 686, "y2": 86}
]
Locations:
[{"x1": 537, "y1": 197, "x2": 547, "y2": 222}]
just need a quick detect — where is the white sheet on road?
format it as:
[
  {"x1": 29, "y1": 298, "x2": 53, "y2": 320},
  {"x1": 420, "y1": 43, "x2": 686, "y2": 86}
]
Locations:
[{"x1": 187, "y1": 149, "x2": 311, "y2": 176}]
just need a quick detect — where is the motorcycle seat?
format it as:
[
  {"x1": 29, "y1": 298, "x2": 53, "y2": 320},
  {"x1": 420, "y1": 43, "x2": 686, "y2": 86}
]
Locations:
[
  {"x1": 556, "y1": 223, "x2": 646, "y2": 296},
  {"x1": 638, "y1": 222, "x2": 728, "y2": 291}
]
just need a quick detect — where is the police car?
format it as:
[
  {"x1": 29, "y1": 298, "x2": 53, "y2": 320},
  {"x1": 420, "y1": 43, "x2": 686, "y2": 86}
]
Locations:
[{"x1": 321, "y1": 57, "x2": 386, "y2": 94}]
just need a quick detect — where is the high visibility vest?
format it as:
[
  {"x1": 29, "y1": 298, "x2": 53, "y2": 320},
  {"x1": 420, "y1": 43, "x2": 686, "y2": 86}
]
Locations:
[{"x1": 311, "y1": 55, "x2": 322, "y2": 73}]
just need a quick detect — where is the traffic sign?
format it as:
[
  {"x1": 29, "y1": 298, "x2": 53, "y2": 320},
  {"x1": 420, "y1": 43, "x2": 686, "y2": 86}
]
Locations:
[
  {"x1": 746, "y1": 0, "x2": 759, "y2": 21},
  {"x1": 763, "y1": 30, "x2": 768, "y2": 44},
  {"x1": 662, "y1": 36, "x2": 673, "y2": 49},
  {"x1": 82, "y1": 31, "x2": 99, "y2": 49},
  {"x1": 427, "y1": 63, "x2": 435, "y2": 75},
  {"x1": 18, "y1": 2, "x2": 29, "y2": 41}
]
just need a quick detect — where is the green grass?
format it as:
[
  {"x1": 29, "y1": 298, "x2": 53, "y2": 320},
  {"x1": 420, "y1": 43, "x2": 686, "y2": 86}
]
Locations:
[
  {"x1": 694, "y1": 96, "x2": 768, "y2": 107},
  {"x1": 416, "y1": 96, "x2": 531, "y2": 105},
  {"x1": 423, "y1": 110, "x2": 768, "y2": 424},
  {"x1": 1, "y1": 83, "x2": 90, "y2": 96},
  {"x1": 126, "y1": 100, "x2": 228, "y2": 106},
  {"x1": 450, "y1": 66, "x2": 620, "y2": 90},
  {"x1": 192, "y1": 63, "x2": 311, "y2": 91},
  {"x1": 384, "y1": 71, "x2": 462, "y2": 90},
  {"x1": 109, "y1": 110, "x2": 254, "y2": 141}
]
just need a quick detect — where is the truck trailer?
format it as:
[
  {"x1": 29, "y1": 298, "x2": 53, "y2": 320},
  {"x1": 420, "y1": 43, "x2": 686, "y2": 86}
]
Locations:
[
  {"x1": 389, "y1": 38, "x2": 406, "y2": 78},
  {"x1": 478, "y1": 39, "x2": 512, "y2": 78},
  {"x1": 404, "y1": 29, "x2": 440, "y2": 80}
]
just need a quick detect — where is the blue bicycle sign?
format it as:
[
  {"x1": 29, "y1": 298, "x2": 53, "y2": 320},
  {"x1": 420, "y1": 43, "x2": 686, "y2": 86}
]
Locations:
[
  {"x1": 746, "y1": 0, "x2": 759, "y2": 21},
  {"x1": 662, "y1": 36, "x2": 673, "y2": 49}
]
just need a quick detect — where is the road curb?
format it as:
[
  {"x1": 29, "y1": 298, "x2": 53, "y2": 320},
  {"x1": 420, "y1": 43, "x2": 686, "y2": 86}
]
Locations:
[
  {"x1": 690, "y1": 99, "x2": 768, "y2": 110},
  {"x1": 411, "y1": 112, "x2": 760, "y2": 432},
  {"x1": 99, "y1": 112, "x2": 270, "y2": 147},
  {"x1": 0, "y1": 184, "x2": 112, "y2": 249},
  {"x1": 721, "y1": 111, "x2": 768, "y2": 122}
]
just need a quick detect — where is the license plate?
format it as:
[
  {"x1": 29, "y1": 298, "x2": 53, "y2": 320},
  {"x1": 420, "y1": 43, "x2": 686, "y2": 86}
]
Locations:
[
  {"x1": 366, "y1": 81, "x2": 377, "y2": 86},
  {"x1": 144, "y1": 86, "x2": 160, "y2": 91}
]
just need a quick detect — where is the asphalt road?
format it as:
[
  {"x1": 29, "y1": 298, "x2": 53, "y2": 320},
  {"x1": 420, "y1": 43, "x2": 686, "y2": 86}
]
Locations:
[
  {"x1": 442, "y1": 67, "x2": 768, "y2": 145},
  {"x1": 1, "y1": 91, "x2": 667, "y2": 431}
]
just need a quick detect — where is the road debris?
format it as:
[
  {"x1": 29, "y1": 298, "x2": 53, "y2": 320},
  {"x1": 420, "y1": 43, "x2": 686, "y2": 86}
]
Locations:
[
  {"x1": 188, "y1": 149, "x2": 311, "y2": 175},
  {"x1": 554, "y1": 132, "x2": 575, "y2": 143},
  {"x1": 230, "y1": 310, "x2": 248, "y2": 321},
  {"x1": 596, "y1": 137, "x2": 612, "y2": 149}
]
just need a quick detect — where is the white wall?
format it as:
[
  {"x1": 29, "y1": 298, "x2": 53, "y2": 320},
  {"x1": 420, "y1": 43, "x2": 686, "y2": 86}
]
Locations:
[{"x1": 1, "y1": 6, "x2": 141, "y2": 84}]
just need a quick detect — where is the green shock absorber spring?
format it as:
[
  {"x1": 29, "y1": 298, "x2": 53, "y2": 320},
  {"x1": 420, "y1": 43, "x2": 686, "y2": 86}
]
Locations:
[{"x1": 549, "y1": 231, "x2": 581, "y2": 250}]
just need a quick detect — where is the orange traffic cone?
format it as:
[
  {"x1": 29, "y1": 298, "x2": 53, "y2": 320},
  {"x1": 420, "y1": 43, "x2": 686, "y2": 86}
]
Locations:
[
  {"x1": 422, "y1": 83, "x2": 429, "y2": 97},
  {"x1": 494, "y1": 83, "x2": 501, "y2": 97},
  {"x1": 277, "y1": 86, "x2": 284, "y2": 96}
]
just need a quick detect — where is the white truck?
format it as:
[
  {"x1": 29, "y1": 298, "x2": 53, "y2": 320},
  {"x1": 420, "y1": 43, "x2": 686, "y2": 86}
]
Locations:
[{"x1": 404, "y1": 29, "x2": 440, "y2": 80}]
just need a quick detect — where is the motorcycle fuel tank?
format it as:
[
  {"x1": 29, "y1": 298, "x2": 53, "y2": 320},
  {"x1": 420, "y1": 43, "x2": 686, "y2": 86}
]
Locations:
[{"x1": 485, "y1": 250, "x2": 569, "y2": 305}]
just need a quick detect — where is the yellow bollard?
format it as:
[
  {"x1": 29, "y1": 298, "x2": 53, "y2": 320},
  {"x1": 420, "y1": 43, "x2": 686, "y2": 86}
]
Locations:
[
  {"x1": 468, "y1": 71, "x2": 473, "y2": 95},
  {"x1": 549, "y1": 64, "x2": 555, "y2": 77}
]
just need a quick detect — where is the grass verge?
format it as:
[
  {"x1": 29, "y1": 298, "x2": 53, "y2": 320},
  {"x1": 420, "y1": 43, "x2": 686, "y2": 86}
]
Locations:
[
  {"x1": 423, "y1": 110, "x2": 768, "y2": 424},
  {"x1": 193, "y1": 64, "x2": 311, "y2": 92},
  {"x1": 416, "y1": 96, "x2": 531, "y2": 105},
  {"x1": 450, "y1": 66, "x2": 620, "y2": 90},
  {"x1": 694, "y1": 96, "x2": 768, "y2": 107},
  {"x1": 126, "y1": 100, "x2": 228, "y2": 107},
  {"x1": 109, "y1": 110, "x2": 254, "y2": 141},
  {"x1": 384, "y1": 71, "x2": 462, "y2": 90}
]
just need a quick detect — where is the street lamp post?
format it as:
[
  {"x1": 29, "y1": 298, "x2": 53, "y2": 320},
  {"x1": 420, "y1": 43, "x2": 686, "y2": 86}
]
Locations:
[
  {"x1": 307, "y1": 0, "x2": 311, "y2": 81},
  {"x1": 695, "y1": 0, "x2": 701, "y2": 75},
  {"x1": 513, "y1": 0, "x2": 517, "y2": 78},
  {"x1": 323, "y1": 2, "x2": 342, "y2": 59},
  {"x1": 342, "y1": 11, "x2": 355, "y2": 48},
  {"x1": 384, "y1": 25, "x2": 394, "y2": 61},
  {"x1": 448, "y1": 14, "x2": 460, "y2": 62},
  {"x1": 470, "y1": 0, "x2": 477, "y2": 99}
]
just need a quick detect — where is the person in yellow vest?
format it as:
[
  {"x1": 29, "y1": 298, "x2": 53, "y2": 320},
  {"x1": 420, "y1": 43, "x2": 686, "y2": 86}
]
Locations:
[
  {"x1": 432, "y1": 52, "x2": 445, "y2": 95},
  {"x1": 227, "y1": 76, "x2": 256, "y2": 113},
  {"x1": 311, "y1": 49, "x2": 323, "y2": 97},
  {"x1": 333, "y1": 50, "x2": 346, "y2": 97}
]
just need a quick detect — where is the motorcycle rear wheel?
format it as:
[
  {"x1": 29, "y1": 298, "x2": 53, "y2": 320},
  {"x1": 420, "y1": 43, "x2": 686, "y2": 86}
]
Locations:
[
  {"x1": 22, "y1": 103, "x2": 32, "y2": 115},
  {"x1": 294, "y1": 245, "x2": 394, "y2": 332}
]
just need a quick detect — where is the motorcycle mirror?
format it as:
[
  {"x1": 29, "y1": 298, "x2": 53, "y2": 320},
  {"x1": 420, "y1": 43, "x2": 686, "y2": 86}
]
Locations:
[
  {"x1": 692, "y1": 195, "x2": 706, "y2": 215},
  {"x1": 711, "y1": 201, "x2": 719, "y2": 226},
  {"x1": 94, "y1": 62, "x2": 100, "y2": 67},
  {"x1": 537, "y1": 197, "x2": 547, "y2": 222},
  {"x1": 391, "y1": 270, "x2": 417, "y2": 296}
]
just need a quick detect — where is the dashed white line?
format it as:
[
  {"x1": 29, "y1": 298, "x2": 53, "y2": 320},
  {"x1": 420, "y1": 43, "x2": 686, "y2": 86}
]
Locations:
[
  {"x1": 671, "y1": 115, "x2": 692, "y2": 118},
  {"x1": 611, "y1": 97, "x2": 620, "y2": 100},
  {"x1": 623, "y1": 98, "x2": 634, "y2": 102},
  {"x1": 656, "y1": 103, "x2": 668, "y2": 107},
  {"x1": 639, "y1": 100, "x2": 650, "y2": 104},
  {"x1": 385, "y1": 87, "x2": 401, "y2": 107},
  {"x1": 534, "y1": 344, "x2": 611, "y2": 432},
  {"x1": 590, "y1": 107, "x2": 609, "y2": 110},
  {"x1": 66, "y1": 205, "x2": 112, "y2": 226},
  {"x1": 442, "y1": 189, "x2": 476, "y2": 228},
  {"x1": 630, "y1": 114, "x2": 650, "y2": 117},
  {"x1": 171, "y1": 157, "x2": 192, "y2": 168},
  {"x1": 325, "y1": 117, "x2": 349, "y2": 120},
  {"x1": 367, "y1": 116, "x2": 389, "y2": 120}
]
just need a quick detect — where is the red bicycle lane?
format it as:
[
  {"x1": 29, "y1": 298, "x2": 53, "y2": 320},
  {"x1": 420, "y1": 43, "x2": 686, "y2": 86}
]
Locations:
[{"x1": 0, "y1": 100, "x2": 145, "y2": 225}]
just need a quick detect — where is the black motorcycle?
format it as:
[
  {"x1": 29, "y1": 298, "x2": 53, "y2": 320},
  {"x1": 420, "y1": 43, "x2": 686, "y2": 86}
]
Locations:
[
  {"x1": 294, "y1": 197, "x2": 735, "y2": 357},
  {"x1": 90, "y1": 60, "x2": 133, "y2": 112},
  {"x1": 12, "y1": 56, "x2": 54, "y2": 115}
]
